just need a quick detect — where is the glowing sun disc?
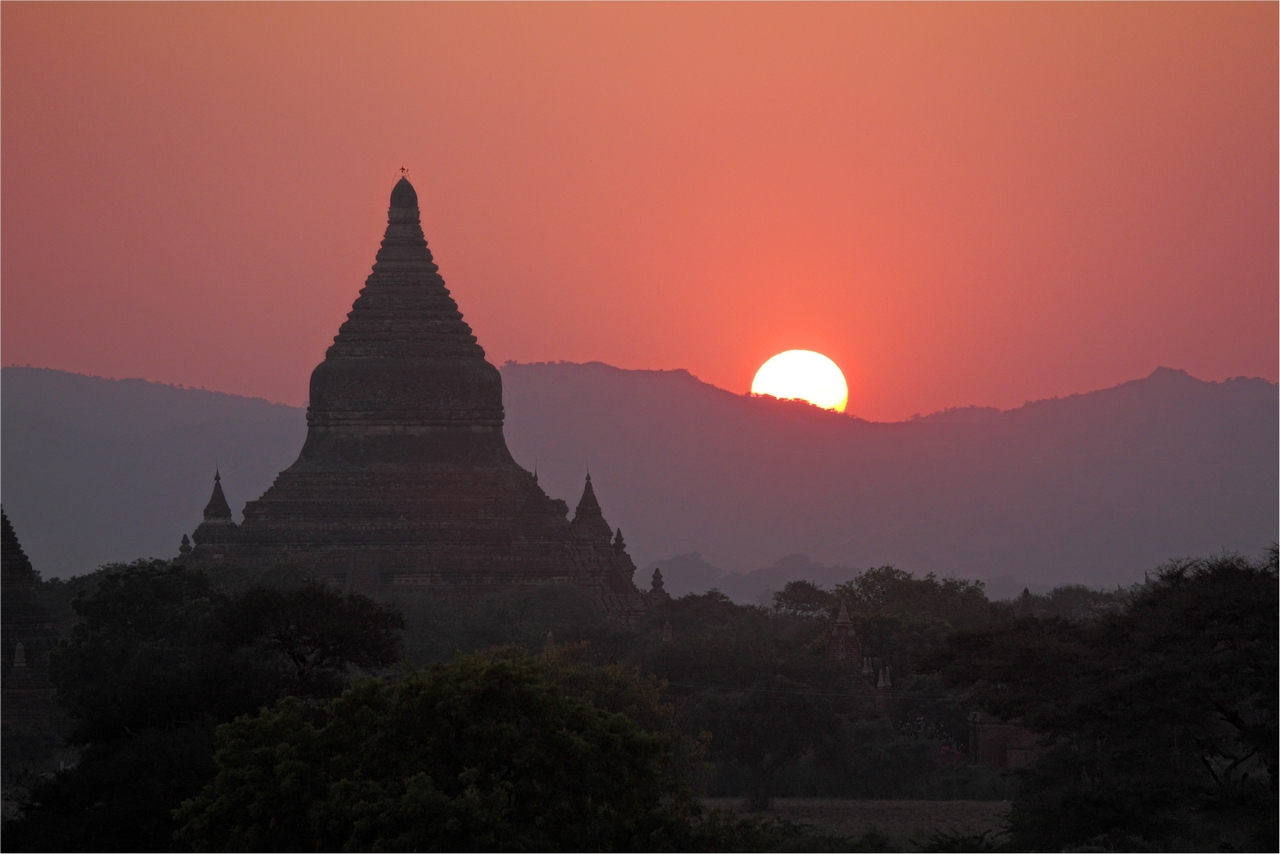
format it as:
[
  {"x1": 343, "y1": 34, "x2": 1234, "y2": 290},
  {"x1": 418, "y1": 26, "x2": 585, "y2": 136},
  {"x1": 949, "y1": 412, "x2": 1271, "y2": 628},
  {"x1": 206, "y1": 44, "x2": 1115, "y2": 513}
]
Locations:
[{"x1": 751, "y1": 350, "x2": 849, "y2": 412}]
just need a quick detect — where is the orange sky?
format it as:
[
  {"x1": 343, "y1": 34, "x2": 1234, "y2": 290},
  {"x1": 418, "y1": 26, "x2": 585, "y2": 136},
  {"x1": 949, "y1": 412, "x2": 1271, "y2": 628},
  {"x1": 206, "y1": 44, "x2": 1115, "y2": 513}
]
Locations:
[{"x1": 3, "y1": 3, "x2": 1276, "y2": 422}]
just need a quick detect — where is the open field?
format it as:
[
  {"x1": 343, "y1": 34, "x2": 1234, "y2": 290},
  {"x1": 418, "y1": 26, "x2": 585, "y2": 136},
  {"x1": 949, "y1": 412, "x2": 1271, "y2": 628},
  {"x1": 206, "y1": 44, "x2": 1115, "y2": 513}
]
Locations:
[{"x1": 705, "y1": 798, "x2": 1012, "y2": 850}]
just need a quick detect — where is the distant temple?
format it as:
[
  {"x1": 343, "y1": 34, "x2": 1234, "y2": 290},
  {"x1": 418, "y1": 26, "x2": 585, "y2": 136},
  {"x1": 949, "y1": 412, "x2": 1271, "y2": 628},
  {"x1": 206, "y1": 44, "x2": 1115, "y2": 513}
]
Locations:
[
  {"x1": 2, "y1": 509, "x2": 59, "y2": 723},
  {"x1": 826, "y1": 600, "x2": 861, "y2": 663},
  {"x1": 178, "y1": 177, "x2": 649, "y2": 620}
]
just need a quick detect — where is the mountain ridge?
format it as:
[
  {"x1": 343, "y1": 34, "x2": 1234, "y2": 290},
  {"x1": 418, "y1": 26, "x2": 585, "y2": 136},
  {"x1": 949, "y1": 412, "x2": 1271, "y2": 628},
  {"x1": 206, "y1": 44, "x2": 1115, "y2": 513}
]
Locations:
[{"x1": 3, "y1": 363, "x2": 1275, "y2": 594}]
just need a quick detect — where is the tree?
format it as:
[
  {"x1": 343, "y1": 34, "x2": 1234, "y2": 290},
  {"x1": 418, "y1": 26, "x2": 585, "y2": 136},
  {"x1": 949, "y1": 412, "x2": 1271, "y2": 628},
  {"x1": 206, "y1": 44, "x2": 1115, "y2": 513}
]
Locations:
[
  {"x1": 6, "y1": 561, "x2": 404, "y2": 852},
  {"x1": 771, "y1": 580, "x2": 833, "y2": 616},
  {"x1": 834, "y1": 565, "x2": 998, "y2": 630},
  {"x1": 538, "y1": 641, "x2": 715, "y2": 792},
  {"x1": 928, "y1": 551, "x2": 1279, "y2": 851},
  {"x1": 212, "y1": 582, "x2": 403, "y2": 697},
  {"x1": 176, "y1": 651, "x2": 698, "y2": 851},
  {"x1": 678, "y1": 675, "x2": 839, "y2": 810},
  {"x1": 1013, "y1": 583, "x2": 1125, "y2": 620}
]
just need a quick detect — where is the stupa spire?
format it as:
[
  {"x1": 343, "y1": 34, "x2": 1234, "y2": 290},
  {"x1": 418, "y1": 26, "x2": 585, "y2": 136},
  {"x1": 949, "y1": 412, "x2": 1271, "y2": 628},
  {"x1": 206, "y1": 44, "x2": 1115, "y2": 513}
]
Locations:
[
  {"x1": 192, "y1": 469, "x2": 238, "y2": 548},
  {"x1": 650, "y1": 567, "x2": 671, "y2": 602},
  {"x1": 298, "y1": 175, "x2": 507, "y2": 457},
  {"x1": 2, "y1": 507, "x2": 39, "y2": 591},
  {"x1": 827, "y1": 599, "x2": 860, "y2": 663},
  {"x1": 373, "y1": 176, "x2": 439, "y2": 273},
  {"x1": 571, "y1": 473, "x2": 613, "y2": 543},
  {"x1": 203, "y1": 470, "x2": 233, "y2": 520}
]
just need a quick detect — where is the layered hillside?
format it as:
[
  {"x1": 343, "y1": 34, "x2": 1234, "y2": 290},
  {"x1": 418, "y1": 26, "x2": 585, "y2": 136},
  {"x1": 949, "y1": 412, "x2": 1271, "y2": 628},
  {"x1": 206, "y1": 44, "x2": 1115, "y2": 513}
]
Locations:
[
  {"x1": 3, "y1": 364, "x2": 1275, "y2": 592},
  {"x1": 502, "y1": 362, "x2": 1277, "y2": 593}
]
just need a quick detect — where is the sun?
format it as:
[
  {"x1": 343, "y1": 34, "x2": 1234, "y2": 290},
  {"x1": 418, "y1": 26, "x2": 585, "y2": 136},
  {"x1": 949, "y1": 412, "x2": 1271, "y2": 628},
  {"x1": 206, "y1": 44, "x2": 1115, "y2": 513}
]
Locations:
[{"x1": 751, "y1": 350, "x2": 849, "y2": 413}]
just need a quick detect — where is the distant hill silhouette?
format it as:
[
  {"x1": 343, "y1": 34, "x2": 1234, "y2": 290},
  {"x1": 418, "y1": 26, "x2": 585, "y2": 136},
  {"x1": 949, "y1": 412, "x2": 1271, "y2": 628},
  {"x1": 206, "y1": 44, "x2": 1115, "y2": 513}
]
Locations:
[
  {"x1": 3, "y1": 364, "x2": 1275, "y2": 596},
  {"x1": 502, "y1": 362, "x2": 1277, "y2": 598},
  {"x1": 2, "y1": 368, "x2": 305, "y2": 577}
]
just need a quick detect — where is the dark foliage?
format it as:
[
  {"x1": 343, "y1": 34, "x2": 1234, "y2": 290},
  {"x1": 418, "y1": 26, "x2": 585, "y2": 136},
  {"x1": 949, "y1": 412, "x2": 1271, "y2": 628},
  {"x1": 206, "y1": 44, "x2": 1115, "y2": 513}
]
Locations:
[
  {"x1": 834, "y1": 565, "x2": 1002, "y2": 631},
  {"x1": 1012, "y1": 583, "x2": 1125, "y2": 621},
  {"x1": 175, "y1": 649, "x2": 892, "y2": 852},
  {"x1": 212, "y1": 583, "x2": 403, "y2": 697},
  {"x1": 927, "y1": 550, "x2": 1279, "y2": 851},
  {"x1": 679, "y1": 675, "x2": 841, "y2": 810},
  {"x1": 387, "y1": 583, "x2": 635, "y2": 665},
  {"x1": 15, "y1": 547, "x2": 1243, "y2": 851},
  {"x1": 176, "y1": 651, "x2": 697, "y2": 851},
  {"x1": 5, "y1": 561, "x2": 403, "y2": 852},
  {"x1": 773, "y1": 579, "x2": 834, "y2": 616}
]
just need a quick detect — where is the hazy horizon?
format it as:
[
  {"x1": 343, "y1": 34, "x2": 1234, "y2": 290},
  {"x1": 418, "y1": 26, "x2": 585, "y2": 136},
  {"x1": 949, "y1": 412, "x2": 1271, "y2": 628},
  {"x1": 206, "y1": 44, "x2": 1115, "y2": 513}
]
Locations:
[
  {"x1": 5, "y1": 359, "x2": 1272, "y2": 426},
  {"x1": 6, "y1": 362, "x2": 1274, "y2": 589}
]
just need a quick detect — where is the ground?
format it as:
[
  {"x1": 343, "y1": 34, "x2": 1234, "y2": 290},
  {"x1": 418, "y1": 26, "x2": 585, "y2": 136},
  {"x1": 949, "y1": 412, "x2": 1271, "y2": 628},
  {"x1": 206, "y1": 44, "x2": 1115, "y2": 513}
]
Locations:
[{"x1": 704, "y1": 798, "x2": 1011, "y2": 850}]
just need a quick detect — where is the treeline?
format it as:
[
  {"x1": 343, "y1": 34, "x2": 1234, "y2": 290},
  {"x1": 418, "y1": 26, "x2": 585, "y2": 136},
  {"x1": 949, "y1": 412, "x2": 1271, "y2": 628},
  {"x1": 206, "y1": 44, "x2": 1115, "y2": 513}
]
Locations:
[
  {"x1": 3, "y1": 550, "x2": 1276, "y2": 851},
  {"x1": 928, "y1": 550, "x2": 1278, "y2": 850}
]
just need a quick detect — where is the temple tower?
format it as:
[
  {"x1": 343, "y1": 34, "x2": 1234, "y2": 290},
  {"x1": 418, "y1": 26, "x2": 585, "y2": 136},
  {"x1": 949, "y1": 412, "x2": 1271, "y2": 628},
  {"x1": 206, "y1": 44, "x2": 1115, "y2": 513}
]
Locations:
[
  {"x1": 190, "y1": 470, "x2": 238, "y2": 553},
  {"x1": 2, "y1": 509, "x2": 59, "y2": 723},
  {"x1": 183, "y1": 177, "x2": 648, "y2": 619},
  {"x1": 649, "y1": 567, "x2": 672, "y2": 602},
  {"x1": 826, "y1": 600, "x2": 861, "y2": 663}
]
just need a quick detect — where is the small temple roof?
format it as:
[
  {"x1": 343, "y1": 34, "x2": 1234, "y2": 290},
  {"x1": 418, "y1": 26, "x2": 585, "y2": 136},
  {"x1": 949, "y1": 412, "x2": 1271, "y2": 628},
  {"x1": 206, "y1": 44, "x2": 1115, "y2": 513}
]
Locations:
[
  {"x1": 203, "y1": 470, "x2": 233, "y2": 520},
  {"x1": 571, "y1": 473, "x2": 614, "y2": 541},
  {"x1": 2, "y1": 507, "x2": 38, "y2": 590},
  {"x1": 835, "y1": 600, "x2": 851, "y2": 626}
]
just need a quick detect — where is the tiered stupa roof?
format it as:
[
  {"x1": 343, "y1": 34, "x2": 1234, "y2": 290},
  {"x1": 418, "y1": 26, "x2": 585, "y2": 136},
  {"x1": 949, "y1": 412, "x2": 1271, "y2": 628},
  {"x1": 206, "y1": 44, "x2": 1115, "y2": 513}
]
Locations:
[
  {"x1": 302, "y1": 176, "x2": 506, "y2": 456},
  {"x1": 181, "y1": 176, "x2": 648, "y2": 619},
  {"x1": 2, "y1": 508, "x2": 59, "y2": 712}
]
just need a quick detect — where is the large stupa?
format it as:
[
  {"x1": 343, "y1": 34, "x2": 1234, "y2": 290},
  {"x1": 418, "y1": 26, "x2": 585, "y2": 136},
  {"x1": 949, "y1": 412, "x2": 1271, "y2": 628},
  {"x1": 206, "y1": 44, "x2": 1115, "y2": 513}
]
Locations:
[{"x1": 180, "y1": 176, "x2": 650, "y2": 619}]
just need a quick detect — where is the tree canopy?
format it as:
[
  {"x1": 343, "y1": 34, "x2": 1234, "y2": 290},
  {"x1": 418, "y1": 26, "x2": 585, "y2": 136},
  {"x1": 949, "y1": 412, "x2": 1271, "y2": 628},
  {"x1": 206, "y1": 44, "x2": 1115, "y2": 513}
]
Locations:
[
  {"x1": 7, "y1": 561, "x2": 404, "y2": 852},
  {"x1": 927, "y1": 551, "x2": 1279, "y2": 850},
  {"x1": 176, "y1": 651, "x2": 698, "y2": 852}
]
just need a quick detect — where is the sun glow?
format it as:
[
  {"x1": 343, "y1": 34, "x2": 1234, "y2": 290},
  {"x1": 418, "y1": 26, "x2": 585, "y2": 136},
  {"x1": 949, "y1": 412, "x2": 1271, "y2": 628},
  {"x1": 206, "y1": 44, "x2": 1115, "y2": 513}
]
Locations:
[{"x1": 751, "y1": 350, "x2": 849, "y2": 413}]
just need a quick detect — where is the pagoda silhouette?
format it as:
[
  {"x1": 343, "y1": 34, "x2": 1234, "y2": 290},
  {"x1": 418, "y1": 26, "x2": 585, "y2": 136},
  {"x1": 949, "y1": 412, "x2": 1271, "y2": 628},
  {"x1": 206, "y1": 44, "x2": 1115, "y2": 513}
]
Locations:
[{"x1": 179, "y1": 177, "x2": 649, "y2": 619}]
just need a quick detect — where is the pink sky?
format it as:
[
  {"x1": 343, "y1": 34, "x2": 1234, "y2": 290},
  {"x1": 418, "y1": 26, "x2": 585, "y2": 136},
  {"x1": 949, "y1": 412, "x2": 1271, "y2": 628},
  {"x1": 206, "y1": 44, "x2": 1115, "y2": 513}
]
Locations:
[{"x1": 3, "y1": 3, "x2": 1275, "y2": 421}]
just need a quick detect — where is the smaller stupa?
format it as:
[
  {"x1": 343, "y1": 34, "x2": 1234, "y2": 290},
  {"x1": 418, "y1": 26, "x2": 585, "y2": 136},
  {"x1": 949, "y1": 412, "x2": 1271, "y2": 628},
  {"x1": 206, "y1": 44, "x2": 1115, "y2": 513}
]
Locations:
[
  {"x1": 2, "y1": 509, "x2": 60, "y2": 723},
  {"x1": 826, "y1": 600, "x2": 861, "y2": 663}
]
